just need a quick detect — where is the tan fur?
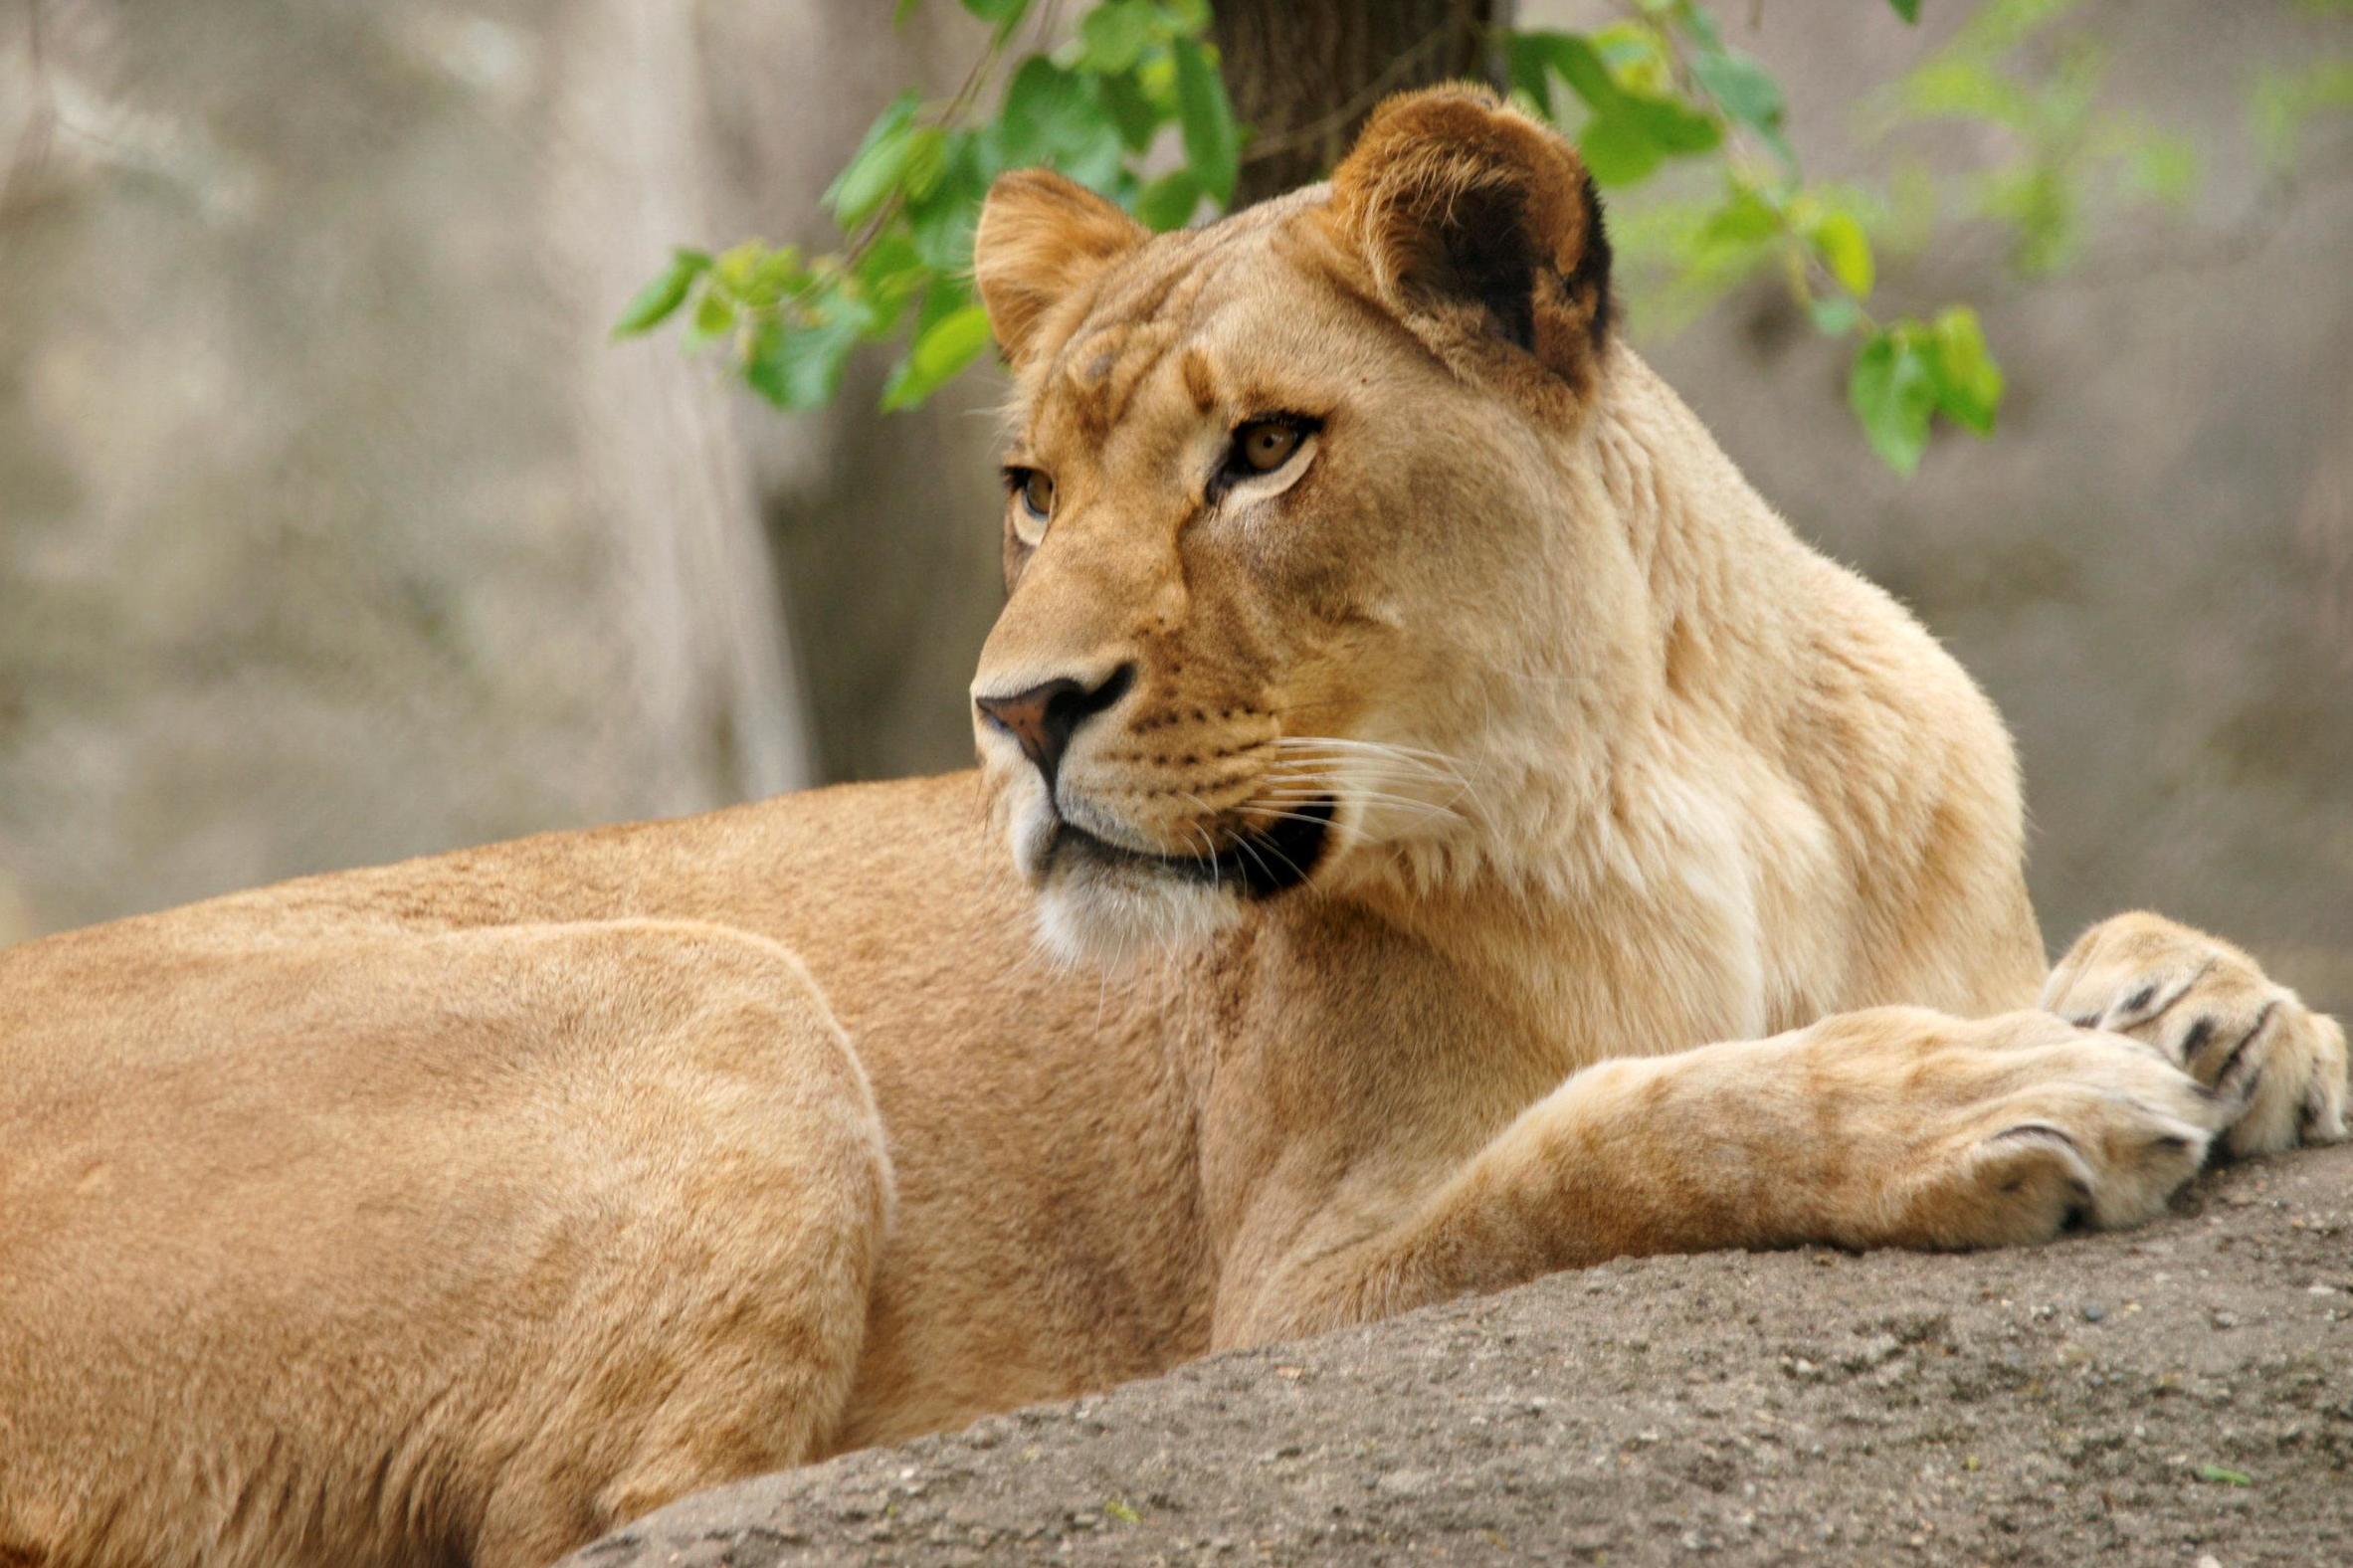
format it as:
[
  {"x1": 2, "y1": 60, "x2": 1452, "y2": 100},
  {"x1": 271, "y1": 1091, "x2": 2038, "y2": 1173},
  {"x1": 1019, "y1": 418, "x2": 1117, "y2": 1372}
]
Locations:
[{"x1": 2, "y1": 89, "x2": 2342, "y2": 1568}]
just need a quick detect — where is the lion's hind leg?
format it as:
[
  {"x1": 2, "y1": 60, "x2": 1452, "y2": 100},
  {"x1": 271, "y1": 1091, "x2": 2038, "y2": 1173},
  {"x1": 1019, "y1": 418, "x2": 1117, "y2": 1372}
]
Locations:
[
  {"x1": 0, "y1": 918, "x2": 891, "y2": 1568},
  {"x1": 451, "y1": 920, "x2": 897, "y2": 1568}
]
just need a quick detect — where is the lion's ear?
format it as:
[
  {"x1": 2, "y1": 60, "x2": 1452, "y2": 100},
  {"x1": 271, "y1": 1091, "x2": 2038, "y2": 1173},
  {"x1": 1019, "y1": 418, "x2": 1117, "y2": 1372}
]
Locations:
[
  {"x1": 973, "y1": 169, "x2": 1145, "y2": 368},
  {"x1": 1327, "y1": 86, "x2": 1612, "y2": 395}
]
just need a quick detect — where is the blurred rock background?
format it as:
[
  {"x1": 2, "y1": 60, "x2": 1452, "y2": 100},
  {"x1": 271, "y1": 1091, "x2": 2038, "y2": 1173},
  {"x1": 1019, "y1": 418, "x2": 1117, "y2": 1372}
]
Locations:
[{"x1": 1, "y1": 1, "x2": 2346, "y2": 1005}]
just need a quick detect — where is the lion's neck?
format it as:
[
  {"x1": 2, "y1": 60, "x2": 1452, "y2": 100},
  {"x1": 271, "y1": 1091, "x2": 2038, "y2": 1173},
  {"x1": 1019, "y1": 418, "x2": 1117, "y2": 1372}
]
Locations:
[
  {"x1": 1320, "y1": 349, "x2": 1828, "y2": 1048},
  {"x1": 1375, "y1": 354, "x2": 1812, "y2": 880}
]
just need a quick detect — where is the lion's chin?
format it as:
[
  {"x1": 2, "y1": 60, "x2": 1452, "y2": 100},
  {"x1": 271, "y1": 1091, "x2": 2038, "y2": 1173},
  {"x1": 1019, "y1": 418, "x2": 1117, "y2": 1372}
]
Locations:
[
  {"x1": 1034, "y1": 857, "x2": 1240, "y2": 968},
  {"x1": 1009, "y1": 794, "x2": 1339, "y2": 967}
]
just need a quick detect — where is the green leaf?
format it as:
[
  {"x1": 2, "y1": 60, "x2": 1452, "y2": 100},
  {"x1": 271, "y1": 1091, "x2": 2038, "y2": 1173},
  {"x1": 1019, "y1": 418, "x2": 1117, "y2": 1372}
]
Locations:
[
  {"x1": 737, "y1": 244, "x2": 806, "y2": 309},
  {"x1": 1541, "y1": 33, "x2": 1629, "y2": 114},
  {"x1": 1159, "y1": 0, "x2": 1211, "y2": 37},
  {"x1": 1078, "y1": 1, "x2": 1154, "y2": 73},
  {"x1": 911, "y1": 272, "x2": 976, "y2": 339},
  {"x1": 1578, "y1": 113, "x2": 1665, "y2": 188},
  {"x1": 1504, "y1": 33, "x2": 1559, "y2": 118},
  {"x1": 1095, "y1": 69, "x2": 1166, "y2": 151},
  {"x1": 1699, "y1": 186, "x2": 1783, "y2": 248},
  {"x1": 1135, "y1": 168, "x2": 1203, "y2": 231},
  {"x1": 1065, "y1": 119, "x2": 1132, "y2": 194},
  {"x1": 689, "y1": 288, "x2": 736, "y2": 342},
  {"x1": 1590, "y1": 19, "x2": 1666, "y2": 87},
  {"x1": 612, "y1": 248, "x2": 709, "y2": 337},
  {"x1": 998, "y1": 58, "x2": 1078, "y2": 164},
  {"x1": 899, "y1": 126, "x2": 950, "y2": 202},
  {"x1": 745, "y1": 296, "x2": 872, "y2": 411},
  {"x1": 1689, "y1": 46, "x2": 1783, "y2": 132},
  {"x1": 826, "y1": 93, "x2": 921, "y2": 229},
  {"x1": 997, "y1": 57, "x2": 1125, "y2": 189},
  {"x1": 713, "y1": 240, "x2": 766, "y2": 294},
  {"x1": 908, "y1": 191, "x2": 978, "y2": 272},
  {"x1": 1518, "y1": 31, "x2": 1714, "y2": 170},
  {"x1": 1671, "y1": 0, "x2": 1724, "y2": 51},
  {"x1": 1629, "y1": 95, "x2": 1722, "y2": 155},
  {"x1": 1886, "y1": 0, "x2": 1922, "y2": 21},
  {"x1": 905, "y1": 132, "x2": 985, "y2": 271},
  {"x1": 1807, "y1": 296, "x2": 1862, "y2": 336},
  {"x1": 1811, "y1": 211, "x2": 1875, "y2": 296},
  {"x1": 1848, "y1": 330, "x2": 1938, "y2": 476},
  {"x1": 1926, "y1": 305, "x2": 2003, "y2": 433},
  {"x1": 854, "y1": 234, "x2": 928, "y2": 337},
  {"x1": 882, "y1": 303, "x2": 993, "y2": 410},
  {"x1": 960, "y1": 0, "x2": 1030, "y2": 28},
  {"x1": 1171, "y1": 38, "x2": 1240, "y2": 205}
]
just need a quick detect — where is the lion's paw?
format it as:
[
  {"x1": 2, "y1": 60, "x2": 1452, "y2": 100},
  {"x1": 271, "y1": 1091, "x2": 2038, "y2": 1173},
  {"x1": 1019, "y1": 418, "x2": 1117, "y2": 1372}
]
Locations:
[
  {"x1": 1886, "y1": 1019, "x2": 2224, "y2": 1248},
  {"x1": 2042, "y1": 912, "x2": 2349, "y2": 1157}
]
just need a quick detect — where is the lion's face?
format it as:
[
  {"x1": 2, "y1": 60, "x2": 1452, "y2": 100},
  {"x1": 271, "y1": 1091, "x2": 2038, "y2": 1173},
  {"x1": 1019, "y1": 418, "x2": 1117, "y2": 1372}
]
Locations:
[{"x1": 968, "y1": 90, "x2": 1621, "y2": 961}]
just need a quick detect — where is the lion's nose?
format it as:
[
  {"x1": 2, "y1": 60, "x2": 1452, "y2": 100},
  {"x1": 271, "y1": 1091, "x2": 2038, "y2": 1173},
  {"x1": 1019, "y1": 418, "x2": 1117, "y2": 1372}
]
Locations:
[{"x1": 974, "y1": 664, "x2": 1135, "y2": 785}]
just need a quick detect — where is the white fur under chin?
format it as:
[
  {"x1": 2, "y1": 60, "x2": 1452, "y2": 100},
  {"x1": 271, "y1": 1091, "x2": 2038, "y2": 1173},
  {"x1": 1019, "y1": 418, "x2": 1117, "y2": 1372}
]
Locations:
[{"x1": 1035, "y1": 862, "x2": 1241, "y2": 969}]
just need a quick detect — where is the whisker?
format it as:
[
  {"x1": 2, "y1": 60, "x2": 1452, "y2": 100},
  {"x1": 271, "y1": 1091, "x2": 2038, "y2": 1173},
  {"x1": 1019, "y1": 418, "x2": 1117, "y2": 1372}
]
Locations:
[
  {"x1": 1256, "y1": 769, "x2": 1466, "y2": 802},
  {"x1": 1255, "y1": 785, "x2": 1464, "y2": 820},
  {"x1": 1228, "y1": 804, "x2": 1350, "y2": 830},
  {"x1": 1272, "y1": 735, "x2": 1464, "y2": 767},
  {"x1": 1174, "y1": 792, "x2": 1228, "y2": 891},
  {"x1": 1264, "y1": 752, "x2": 1464, "y2": 783},
  {"x1": 1261, "y1": 757, "x2": 1459, "y2": 786},
  {"x1": 1231, "y1": 830, "x2": 1303, "y2": 891},
  {"x1": 1260, "y1": 750, "x2": 1488, "y2": 821},
  {"x1": 1260, "y1": 754, "x2": 1470, "y2": 787},
  {"x1": 1189, "y1": 822, "x2": 1222, "y2": 893}
]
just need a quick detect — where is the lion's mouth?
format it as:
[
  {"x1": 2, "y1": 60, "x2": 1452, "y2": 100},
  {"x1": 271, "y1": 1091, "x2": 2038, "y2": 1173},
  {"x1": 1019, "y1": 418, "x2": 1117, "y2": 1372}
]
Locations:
[{"x1": 1052, "y1": 797, "x2": 1335, "y2": 899}]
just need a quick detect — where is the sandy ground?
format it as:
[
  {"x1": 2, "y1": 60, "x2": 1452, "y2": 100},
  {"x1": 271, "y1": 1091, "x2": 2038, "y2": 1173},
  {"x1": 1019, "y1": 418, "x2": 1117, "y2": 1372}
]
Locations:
[{"x1": 567, "y1": 1144, "x2": 2353, "y2": 1568}]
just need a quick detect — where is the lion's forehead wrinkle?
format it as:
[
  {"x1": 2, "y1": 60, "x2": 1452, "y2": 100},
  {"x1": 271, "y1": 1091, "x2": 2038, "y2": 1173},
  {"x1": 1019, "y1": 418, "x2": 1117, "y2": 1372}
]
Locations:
[
  {"x1": 1181, "y1": 346, "x2": 1219, "y2": 416},
  {"x1": 1035, "y1": 221, "x2": 1266, "y2": 411},
  {"x1": 1057, "y1": 317, "x2": 1192, "y2": 434}
]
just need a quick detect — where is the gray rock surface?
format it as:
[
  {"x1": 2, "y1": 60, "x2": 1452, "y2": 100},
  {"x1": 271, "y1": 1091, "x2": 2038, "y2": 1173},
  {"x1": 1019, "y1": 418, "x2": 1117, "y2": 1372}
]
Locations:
[{"x1": 568, "y1": 1144, "x2": 2353, "y2": 1568}]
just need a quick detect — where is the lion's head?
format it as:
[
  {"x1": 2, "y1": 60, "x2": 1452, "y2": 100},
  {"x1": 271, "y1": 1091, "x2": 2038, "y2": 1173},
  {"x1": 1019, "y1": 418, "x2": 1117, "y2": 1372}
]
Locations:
[{"x1": 970, "y1": 87, "x2": 1660, "y2": 962}]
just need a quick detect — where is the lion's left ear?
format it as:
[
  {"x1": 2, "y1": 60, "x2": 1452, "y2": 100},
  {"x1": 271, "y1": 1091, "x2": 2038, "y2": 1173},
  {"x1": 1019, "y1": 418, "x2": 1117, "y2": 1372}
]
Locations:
[
  {"x1": 973, "y1": 168, "x2": 1146, "y2": 369},
  {"x1": 1326, "y1": 86, "x2": 1612, "y2": 396}
]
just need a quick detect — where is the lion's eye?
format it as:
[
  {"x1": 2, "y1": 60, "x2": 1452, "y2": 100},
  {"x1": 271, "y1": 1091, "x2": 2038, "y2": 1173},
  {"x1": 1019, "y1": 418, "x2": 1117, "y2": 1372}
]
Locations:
[
  {"x1": 1215, "y1": 416, "x2": 1321, "y2": 495},
  {"x1": 1233, "y1": 419, "x2": 1305, "y2": 475},
  {"x1": 1020, "y1": 470, "x2": 1056, "y2": 518},
  {"x1": 1004, "y1": 467, "x2": 1056, "y2": 542}
]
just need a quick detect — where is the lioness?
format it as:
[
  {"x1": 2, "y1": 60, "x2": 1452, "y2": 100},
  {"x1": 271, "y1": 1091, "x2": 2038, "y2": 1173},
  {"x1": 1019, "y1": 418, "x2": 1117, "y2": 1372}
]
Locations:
[{"x1": 2, "y1": 88, "x2": 2344, "y2": 1568}]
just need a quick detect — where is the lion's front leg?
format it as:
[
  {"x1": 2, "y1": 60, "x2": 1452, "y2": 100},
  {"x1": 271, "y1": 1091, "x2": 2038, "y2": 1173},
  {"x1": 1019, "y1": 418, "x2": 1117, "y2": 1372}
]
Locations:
[
  {"x1": 1224, "y1": 1007, "x2": 2234, "y2": 1346},
  {"x1": 2043, "y1": 911, "x2": 2348, "y2": 1156}
]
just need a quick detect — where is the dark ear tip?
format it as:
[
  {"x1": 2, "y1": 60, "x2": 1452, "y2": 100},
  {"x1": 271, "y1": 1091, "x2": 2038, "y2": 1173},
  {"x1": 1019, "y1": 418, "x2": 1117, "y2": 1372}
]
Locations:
[{"x1": 1326, "y1": 82, "x2": 1613, "y2": 389}]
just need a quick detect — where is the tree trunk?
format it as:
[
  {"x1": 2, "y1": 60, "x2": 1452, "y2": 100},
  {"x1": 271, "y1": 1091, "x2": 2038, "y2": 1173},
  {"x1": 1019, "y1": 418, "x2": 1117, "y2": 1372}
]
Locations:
[{"x1": 1212, "y1": 0, "x2": 1508, "y2": 208}]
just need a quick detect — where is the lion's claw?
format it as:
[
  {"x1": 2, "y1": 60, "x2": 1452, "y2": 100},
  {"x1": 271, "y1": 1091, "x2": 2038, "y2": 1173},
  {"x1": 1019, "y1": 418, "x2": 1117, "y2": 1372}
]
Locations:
[{"x1": 2043, "y1": 912, "x2": 2349, "y2": 1156}]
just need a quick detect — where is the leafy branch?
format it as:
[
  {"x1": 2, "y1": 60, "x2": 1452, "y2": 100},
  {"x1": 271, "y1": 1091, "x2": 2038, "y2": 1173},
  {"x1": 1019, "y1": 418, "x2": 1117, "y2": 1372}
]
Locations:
[
  {"x1": 616, "y1": 0, "x2": 2348, "y2": 478},
  {"x1": 616, "y1": 0, "x2": 1233, "y2": 413}
]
